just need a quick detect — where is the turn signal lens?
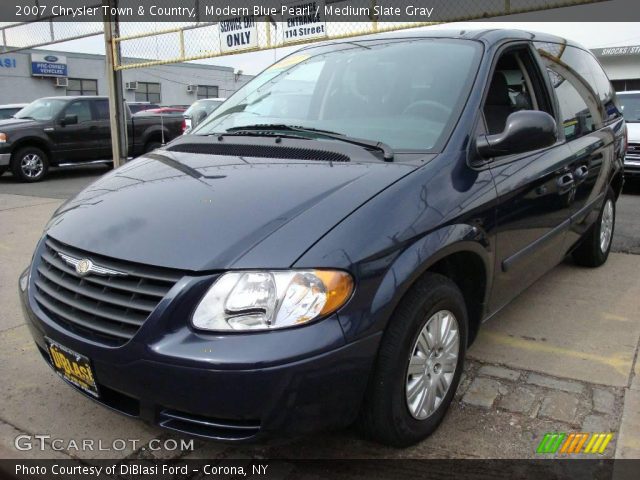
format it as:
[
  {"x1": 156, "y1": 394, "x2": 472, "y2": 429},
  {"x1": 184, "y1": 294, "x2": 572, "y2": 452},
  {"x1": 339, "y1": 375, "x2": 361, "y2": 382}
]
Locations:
[
  {"x1": 315, "y1": 270, "x2": 354, "y2": 316},
  {"x1": 192, "y1": 269, "x2": 354, "y2": 331},
  {"x1": 0, "y1": 133, "x2": 7, "y2": 143}
]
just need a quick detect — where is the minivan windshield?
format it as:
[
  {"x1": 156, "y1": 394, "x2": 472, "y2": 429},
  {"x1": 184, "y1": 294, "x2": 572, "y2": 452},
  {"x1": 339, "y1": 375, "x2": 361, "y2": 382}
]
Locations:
[
  {"x1": 619, "y1": 93, "x2": 640, "y2": 123},
  {"x1": 14, "y1": 98, "x2": 68, "y2": 121},
  {"x1": 193, "y1": 39, "x2": 482, "y2": 151}
]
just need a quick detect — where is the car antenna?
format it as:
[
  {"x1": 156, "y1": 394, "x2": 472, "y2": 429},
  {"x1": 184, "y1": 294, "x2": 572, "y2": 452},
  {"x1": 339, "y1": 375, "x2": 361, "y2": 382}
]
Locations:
[{"x1": 161, "y1": 113, "x2": 166, "y2": 145}]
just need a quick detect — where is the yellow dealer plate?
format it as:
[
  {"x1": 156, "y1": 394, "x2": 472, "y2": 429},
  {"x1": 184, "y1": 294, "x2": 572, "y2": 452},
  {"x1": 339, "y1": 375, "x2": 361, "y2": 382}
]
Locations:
[{"x1": 46, "y1": 338, "x2": 99, "y2": 398}]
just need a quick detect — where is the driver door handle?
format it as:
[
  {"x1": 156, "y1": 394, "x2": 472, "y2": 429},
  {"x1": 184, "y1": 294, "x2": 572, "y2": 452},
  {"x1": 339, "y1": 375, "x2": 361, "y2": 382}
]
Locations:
[
  {"x1": 574, "y1": 165, "x2": 589, "y2": 178},
  {"x1": 557, "y1": 173, "x2": 574, "y2": 194}
]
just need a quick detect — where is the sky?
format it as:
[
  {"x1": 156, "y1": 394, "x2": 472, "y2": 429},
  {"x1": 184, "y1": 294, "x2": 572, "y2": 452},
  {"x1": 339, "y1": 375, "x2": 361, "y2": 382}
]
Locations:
[{"x1": 17, "y1": 0, "x2": 640, "y2": 76}]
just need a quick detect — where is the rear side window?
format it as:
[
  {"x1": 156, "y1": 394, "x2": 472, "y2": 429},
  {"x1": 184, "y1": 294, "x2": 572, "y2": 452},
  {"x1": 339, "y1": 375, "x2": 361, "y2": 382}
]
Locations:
[
  {"x1": 535, "y1": 43, "x2": 618, "y2": 140},
  {"x1": 94, "y1": 100, "x2": 110, "y2": 120}
]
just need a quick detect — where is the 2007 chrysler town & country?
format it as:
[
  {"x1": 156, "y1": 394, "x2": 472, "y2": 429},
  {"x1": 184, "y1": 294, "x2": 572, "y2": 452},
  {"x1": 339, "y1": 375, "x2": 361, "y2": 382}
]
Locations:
[{"x1": 20, "y1": 30, "x2": 626, "y2": 447}]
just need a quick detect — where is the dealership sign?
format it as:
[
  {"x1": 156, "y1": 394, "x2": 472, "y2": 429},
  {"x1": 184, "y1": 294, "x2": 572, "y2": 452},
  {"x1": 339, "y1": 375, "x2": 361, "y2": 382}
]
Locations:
[
  {"x1": 282, "y1": 1, "x2": 326, "y2": 45},
  {"x1": 219, "y1": 15, "x2": 258, "y2": 53},
  {"x1": 30, "y1": 53, "x2": 68, "y2": 77},
  {"x1": 31, "y1": 53, "x2": 67, "y2": 77},
  {"x1": 592, "y1": 45, "x2": 640, "y2": 57}
]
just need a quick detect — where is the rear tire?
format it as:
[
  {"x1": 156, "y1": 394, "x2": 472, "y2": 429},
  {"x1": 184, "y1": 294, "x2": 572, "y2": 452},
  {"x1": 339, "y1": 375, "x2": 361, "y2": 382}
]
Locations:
[
  {"x1": 358, "y1": 273, "x2": 468, "y2": 447},
  {"x1": 11, "y1": 146, "x2": 49, "y2": 182},
  {"x1": 572, "y1": 187, "x2": 615, "y2": 268}
]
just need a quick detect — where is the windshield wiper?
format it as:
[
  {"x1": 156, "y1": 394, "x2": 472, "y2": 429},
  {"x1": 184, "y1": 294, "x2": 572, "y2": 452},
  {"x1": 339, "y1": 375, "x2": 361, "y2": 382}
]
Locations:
[
  {"x1": 15, "y1": 115, "x2": 35, "y2": 120},
  {"x1": 226, "y1": 124, "x2": 395, "y2": 161},
  {"x1": 209, "y1": 130, "x2": 312, "y2": 141}
]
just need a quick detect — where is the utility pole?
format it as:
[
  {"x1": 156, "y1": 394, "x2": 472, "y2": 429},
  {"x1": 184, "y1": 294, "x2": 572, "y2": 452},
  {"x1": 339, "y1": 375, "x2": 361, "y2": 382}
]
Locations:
[{"x1": 103, "y1": 0, "x2": 128, "y2": 167}]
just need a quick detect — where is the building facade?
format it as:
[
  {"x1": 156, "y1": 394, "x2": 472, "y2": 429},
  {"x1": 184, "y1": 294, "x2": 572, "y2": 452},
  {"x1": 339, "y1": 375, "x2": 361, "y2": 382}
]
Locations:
[
  {"x1": 591, "y1": 45, "x2": 640, "y2": 92},
  {"x1": 0, "y1": 48, "x2": 253, "y2": 106}
]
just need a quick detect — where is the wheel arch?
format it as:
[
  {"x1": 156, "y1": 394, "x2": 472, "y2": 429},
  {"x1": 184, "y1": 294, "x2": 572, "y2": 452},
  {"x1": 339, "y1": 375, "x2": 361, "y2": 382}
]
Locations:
[
  {"x1": 10, "y1": 137, "x2": 52, "y2": 163},
  {"x1": 370, "y1": 224, "x2": 493, "y2": 347}
]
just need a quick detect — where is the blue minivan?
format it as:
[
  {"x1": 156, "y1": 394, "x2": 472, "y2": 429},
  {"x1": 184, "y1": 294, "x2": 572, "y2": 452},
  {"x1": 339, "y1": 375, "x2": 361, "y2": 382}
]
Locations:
[{"x1": 20, "y1": 29, "x2": 625, "y2": 446}]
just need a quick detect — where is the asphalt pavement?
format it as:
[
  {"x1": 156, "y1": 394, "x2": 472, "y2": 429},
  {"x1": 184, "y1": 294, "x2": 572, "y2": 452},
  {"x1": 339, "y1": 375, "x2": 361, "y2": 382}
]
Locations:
[{"x1": 0, "y1": 166, "x2": 639, "y2": 463}]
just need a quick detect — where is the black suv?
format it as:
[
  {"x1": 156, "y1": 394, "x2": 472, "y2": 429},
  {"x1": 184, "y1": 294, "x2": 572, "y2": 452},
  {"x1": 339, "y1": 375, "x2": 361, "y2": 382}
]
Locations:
[{"x1": 20, "y1": 30, "x2": 625, "y2": 446}]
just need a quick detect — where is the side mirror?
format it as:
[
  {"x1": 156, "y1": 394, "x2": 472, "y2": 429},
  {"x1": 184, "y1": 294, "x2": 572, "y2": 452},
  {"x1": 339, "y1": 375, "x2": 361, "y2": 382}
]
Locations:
[
  {"x1": 60, "y1": 114, "x2": 78, "y2": 126},
  {"x1": 476, "y1": 110, "x2": 558, "y2": 159}
]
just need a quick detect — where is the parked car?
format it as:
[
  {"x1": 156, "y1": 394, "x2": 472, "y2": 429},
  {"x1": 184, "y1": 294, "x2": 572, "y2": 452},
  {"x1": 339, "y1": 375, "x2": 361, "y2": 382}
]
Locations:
[
  {"x1": 0, "y1": 96, "x2": 183, "y2": 181},
  {"x1": 0, "y1": 103, "x2": 28, "y2": 120},
  {"x1": 618, "y1": 91, "x2": 640, "y2": 178},
  {"x1": 20, "y1": 30, "x2": 625, "y2": 446},
  {"x1": 126, "y1": 102, "x2": 160, "y2": 114},
  {"x1": 182, "y1": 98, "x2": 226, "y2": 133},
  {"x1": 136, "y1": 106, "x2": 187, "y2": 115}
]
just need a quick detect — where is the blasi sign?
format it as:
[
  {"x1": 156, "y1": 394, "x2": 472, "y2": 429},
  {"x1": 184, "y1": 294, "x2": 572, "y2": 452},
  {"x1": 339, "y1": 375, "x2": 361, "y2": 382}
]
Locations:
[
  {"x1": 219, "y1": 15, "x2": 258, "y2": 53},
  {"x1": 31, "y1": 53, "x2": 68, "y2": 77}
]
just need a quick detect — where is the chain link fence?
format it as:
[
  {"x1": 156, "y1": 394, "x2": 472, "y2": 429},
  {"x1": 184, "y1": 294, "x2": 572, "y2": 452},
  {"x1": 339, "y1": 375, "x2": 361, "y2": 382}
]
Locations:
[
  {"x1": 0, "y1": 2, "x2": 102, "y2": 53},
  {"x1": 112, "y1": 0, "x2": 605, "y2": 70}
]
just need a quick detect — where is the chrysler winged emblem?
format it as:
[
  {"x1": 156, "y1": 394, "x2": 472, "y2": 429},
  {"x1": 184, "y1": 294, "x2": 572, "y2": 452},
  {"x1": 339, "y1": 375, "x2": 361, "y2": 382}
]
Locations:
[{"x1": 58, "y1": 252, "x2": 127, "y2": 277}]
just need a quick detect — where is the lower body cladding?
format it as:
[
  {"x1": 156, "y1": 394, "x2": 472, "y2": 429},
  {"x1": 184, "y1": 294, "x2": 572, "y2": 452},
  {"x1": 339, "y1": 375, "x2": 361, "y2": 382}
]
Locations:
[{"x1": 19, "y1": 274, "x2": 380, "y2": 442}]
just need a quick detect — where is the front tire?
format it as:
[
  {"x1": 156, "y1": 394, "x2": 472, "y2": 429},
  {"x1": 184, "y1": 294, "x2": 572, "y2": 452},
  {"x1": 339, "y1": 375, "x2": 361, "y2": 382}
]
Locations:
[
  {"x1": 11, "y1": 146, "x2": 49, "y2": 182},
  {"x1": 572, "y1": 187, "x2": 615, "y2": 267},
  {"x1": 358, "y1": 273, "x2": 468, "y2": 447}
]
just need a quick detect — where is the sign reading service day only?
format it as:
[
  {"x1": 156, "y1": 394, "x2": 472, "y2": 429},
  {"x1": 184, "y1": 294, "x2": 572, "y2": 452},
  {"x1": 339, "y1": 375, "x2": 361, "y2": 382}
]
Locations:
[{"x1": 219, "y1": 15, "x2": 258, "y2": 53}]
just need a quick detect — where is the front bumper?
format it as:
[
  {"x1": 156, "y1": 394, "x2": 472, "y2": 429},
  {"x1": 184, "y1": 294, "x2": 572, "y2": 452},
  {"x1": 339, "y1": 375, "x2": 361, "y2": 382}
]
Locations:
[
  {"x1": 19, "y1": 250, "x2": 380, "y2": 441},
  {"x1": 625, "y1": 152, "x2": 640, "y2": 177}
]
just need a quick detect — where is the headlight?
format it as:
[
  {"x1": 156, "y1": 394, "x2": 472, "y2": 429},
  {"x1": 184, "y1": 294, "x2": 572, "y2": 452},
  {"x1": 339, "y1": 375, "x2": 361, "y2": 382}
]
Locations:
[
  {"x1": 0, "y1": 133, "x2": 7, "y2": 143},
  {"x1": 192, "y1": 270, "x2": 354, "y2": 331}
]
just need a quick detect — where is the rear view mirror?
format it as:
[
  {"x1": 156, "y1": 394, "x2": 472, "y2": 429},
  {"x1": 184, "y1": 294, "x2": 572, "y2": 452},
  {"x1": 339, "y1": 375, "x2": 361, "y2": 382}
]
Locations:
[
  {"x1": 476, "y1": 110, "x2": 557, "y2": 159},
  {"x1": 60, "y1": 114, "x2": 78, "y2": 126}
]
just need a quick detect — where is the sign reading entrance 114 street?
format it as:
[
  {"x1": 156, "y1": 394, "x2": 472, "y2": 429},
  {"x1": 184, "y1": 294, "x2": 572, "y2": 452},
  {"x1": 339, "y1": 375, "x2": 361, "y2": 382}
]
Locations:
[{"x1": 283, "y1": 1, "x2": 327, "y2": 44}]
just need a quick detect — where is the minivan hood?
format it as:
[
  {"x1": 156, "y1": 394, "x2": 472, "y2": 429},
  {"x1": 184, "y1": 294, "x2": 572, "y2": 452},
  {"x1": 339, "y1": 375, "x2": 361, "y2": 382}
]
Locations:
[{"x1": 46, "y1": 144, "x2": 421, "y2": 271}]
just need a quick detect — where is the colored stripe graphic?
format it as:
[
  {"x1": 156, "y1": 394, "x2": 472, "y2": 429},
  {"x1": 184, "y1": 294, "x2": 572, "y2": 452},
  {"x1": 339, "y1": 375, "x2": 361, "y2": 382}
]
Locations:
[
  {"x1": 537, "y1": 432, "x2": 613, "y2": 454},
  {"x1": 537, "y1": 433, "x2": 565, "y2": 453},
  {"x1": 584, "y1": 433, "x2": 613, "y2": 454}
]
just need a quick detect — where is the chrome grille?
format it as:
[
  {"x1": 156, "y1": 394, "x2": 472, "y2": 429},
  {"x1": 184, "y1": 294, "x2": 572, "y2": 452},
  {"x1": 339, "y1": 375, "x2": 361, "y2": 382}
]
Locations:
[{"x1": 34, "y1": 236, "x2": 182, "y2": 346}]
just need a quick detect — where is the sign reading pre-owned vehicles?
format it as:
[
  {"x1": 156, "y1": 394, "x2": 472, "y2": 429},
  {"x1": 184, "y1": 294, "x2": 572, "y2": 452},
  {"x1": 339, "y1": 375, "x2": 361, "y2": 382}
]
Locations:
[
  {"x1": 283, "y1": 1, "x2": 326, "y2": 44},
  {"x1": 30, "y1": 53, "x2": 67, "y2": 77},
  {"x1": 219, "y1": 16, "x2": 257, "y2": 53}
]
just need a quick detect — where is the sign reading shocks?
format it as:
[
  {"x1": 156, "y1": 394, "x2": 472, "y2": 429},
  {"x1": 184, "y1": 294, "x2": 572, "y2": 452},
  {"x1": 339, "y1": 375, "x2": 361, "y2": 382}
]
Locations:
[
  {"x1": 219, "y1": 15, "x2": 258, "y2": 53},
  {"x1": 283, "y1": 1, "x2": 326, "y2": 45}
]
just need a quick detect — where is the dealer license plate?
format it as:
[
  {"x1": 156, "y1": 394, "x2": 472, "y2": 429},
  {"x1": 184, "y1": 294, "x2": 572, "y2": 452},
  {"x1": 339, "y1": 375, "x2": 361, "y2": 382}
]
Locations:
[{"x1": 46, "y1": 338, "x2": 99, "y2": 398}]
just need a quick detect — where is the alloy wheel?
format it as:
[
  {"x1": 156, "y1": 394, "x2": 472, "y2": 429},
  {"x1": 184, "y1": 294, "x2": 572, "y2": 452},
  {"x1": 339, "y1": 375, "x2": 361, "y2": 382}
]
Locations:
[
  {"x1": 21, "y1": 153, "x2": 44, "y2": 178},
  {"x1": 405, "y1": 310, "x2": 460, "y2": 420},
  {"x1": 599, "y1": 199, "x2": 614, "y2": 253}
]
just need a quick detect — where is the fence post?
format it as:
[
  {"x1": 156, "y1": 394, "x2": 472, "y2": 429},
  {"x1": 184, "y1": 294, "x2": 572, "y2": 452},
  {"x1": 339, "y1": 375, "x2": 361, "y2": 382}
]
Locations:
[{"x1": 103, "y1": 0, "x2": 128, "y2": 168}]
